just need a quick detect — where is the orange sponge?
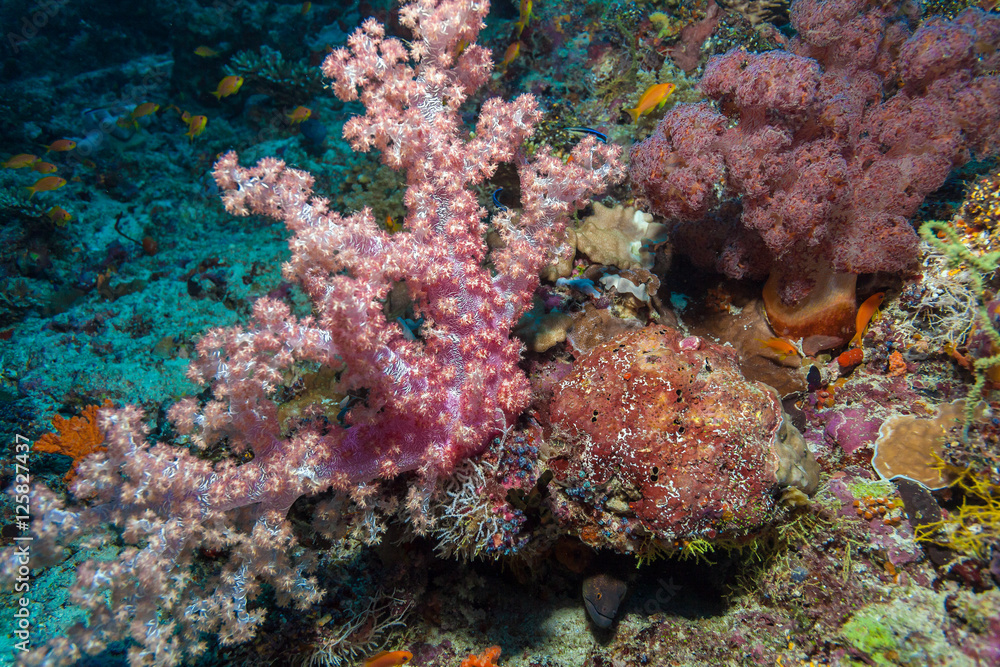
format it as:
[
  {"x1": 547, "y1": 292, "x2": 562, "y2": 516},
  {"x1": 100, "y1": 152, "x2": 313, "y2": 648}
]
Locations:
[{"x1": 460, "y1": 646, "x2": 501, "y2": 667}]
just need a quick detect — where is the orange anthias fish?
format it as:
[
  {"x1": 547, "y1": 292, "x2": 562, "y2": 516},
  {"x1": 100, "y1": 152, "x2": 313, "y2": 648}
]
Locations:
[
  {"x1": 122, "y1": 102, "x2": 161, "y2": 128},
  {"x1": 25, "y1": 175, "x2": 67, "y2": 199},
  {"x1": 2, "y1": 153, "x2": 39, "y2": 169},
  {"x1": 500, "y1": 41, "x2": 520, "y2": 69},
  {"x1": 364, "y1": 650, "x2": 412, "y2": 667},
  {"x1": 757, "y1": 337, "x2": 800, "y2": 360},
  {"x1": 386, "y1": 215, "x2": 403, "y2": 234},
  {"x1": 286, "y1": 106, "x2": 312, "y2": 123},
  {"x1": 849, "y1": 292, "x2": 885, "y2": 348},
  {"x1": 194, "y1": 46, "x2": 220, "y2": 57},
  {"x1": 515, "y1": 0, "x2": 533, "y2": 34},
  {"x1": 47, "y1": 205, "x2": 73, "y2": 226},
  {"x1": 44, "y1": 139, "x2": 76, "y2": 153},
  {"x1": 185, "y1": 115, "x2": 208, "y2": 141},
  {"x1": 211, "y1": 75, "x2": 244, "y2": 100},
  {"x1": 132, "y1": 102, "x2": 160, "y2": 118},
  {"x1": 32, "y1": 161, "x2": 58, "y2": 174},
  {"x1": 623, "y1": 83, "x2": 676, "y2": 123}
]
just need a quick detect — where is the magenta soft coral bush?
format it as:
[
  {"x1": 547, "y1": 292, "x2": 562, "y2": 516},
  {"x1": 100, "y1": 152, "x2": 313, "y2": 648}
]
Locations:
[
  {"x1": 630, "y1": 0, "x2": 1000, "y2": 307},
  {"x1": 627, "y1": 102, "x2": 727, "y2": 220}
]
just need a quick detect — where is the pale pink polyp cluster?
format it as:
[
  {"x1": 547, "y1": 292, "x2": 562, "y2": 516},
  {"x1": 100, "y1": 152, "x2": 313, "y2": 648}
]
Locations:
[{"x1": 195, "y1": 0, "x2": 622, "y2": 521}]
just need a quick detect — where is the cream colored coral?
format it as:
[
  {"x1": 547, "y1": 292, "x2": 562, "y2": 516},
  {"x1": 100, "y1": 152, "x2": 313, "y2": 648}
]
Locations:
[
  {"x1": 575, "y1": 202, "x2": 667, "y2": 270},
  {"x1": 521, "y1": 312, "x2": 574, "y2": 353},
  {"x1": 540, "y1": 228, "x2": 576, "y2": 282}
]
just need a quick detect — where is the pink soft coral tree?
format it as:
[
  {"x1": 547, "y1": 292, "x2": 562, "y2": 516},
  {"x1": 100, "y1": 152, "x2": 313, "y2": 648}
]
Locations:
[
  {"x1": 5, "y1": 1, "x2": 620, "y2": 664},
  {"x1": 200, "y1": 0, "x2": 621, "y2": 517}
]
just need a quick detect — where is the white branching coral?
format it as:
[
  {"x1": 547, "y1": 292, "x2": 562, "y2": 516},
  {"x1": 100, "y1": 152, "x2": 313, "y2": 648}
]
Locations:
[
  {"x1": 893, "y1": 241, "x2": 981, "y2": 349},
  {"x1": 304, "y1": 591, "x2": 412, "y2": 667},
  {"x1": 431, "y1": 456, "x2": 507, "y2": 561}
]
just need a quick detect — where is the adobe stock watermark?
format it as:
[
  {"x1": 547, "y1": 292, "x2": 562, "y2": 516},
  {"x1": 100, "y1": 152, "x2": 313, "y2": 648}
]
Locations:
[
  {"x1": 10, "y1": 434, "x2": 34, "y2": 654},
  {"x1": 5, "y1": 0, "x2": 72, "y2": 56},
  {"x1": 69, "y1": 61, "x2": 171, "y2": 161},
  {"x1": 248, "y1": 105, "x2": 315, "y2": 146},
  {"x1": 642, "y1": 576, "x2": 682, "y2": 615}
]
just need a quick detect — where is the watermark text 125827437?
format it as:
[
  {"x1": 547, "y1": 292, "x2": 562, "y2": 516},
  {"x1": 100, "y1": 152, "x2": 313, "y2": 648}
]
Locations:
[{"x1": 10, "y1": 434, "x2": 34, "y2": 653}]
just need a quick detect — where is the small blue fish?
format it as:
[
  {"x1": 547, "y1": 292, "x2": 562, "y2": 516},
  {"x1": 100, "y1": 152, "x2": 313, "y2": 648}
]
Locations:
[
  {"x1": 556, "y1": 277, "x2": 601, "y2": 299},
  {"x1": 492, "y1": 187, "x2": 508, "y2": 212},
  {"x1": 566, "y1": 127, "x2": 608, "y2": 143},
  {"x1": 396, "y1": 316, "x2": 423, "y2": 341}
]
